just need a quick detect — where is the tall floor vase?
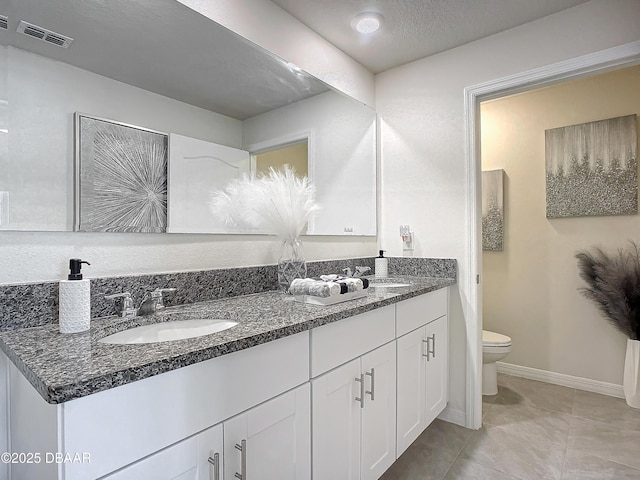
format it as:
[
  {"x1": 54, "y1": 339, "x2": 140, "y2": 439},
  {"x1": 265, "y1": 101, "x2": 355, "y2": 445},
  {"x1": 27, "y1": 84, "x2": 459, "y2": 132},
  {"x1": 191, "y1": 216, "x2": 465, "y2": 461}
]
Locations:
[
  {"x1": 623, "y1": 339, "x2": 640, "y2": 409},
  {"x1": 277, "y1": 236, "x2": 307, "y2": 293}
]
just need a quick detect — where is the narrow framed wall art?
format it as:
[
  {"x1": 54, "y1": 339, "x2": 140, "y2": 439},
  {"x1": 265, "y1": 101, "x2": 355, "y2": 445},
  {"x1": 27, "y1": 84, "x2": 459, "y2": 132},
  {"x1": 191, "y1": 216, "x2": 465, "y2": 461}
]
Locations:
[{"x1": 482, "y1": 169, "x2": 505, "y2": 252}]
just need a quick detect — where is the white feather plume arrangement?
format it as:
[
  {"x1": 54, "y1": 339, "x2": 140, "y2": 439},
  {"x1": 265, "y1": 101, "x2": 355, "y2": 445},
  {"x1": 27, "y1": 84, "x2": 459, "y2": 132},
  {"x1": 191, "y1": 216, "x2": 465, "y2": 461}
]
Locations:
[{"x1": 210, "y1": 165, "x2": 319, "y2": 239}]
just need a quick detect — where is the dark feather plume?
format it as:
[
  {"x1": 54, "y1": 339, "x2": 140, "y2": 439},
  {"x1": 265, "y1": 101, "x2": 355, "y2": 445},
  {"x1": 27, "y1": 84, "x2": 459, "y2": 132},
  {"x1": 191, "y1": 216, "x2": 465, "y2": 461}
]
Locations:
[{"x1": 575, "y1": 241, "x2": 640, "y2": 340}]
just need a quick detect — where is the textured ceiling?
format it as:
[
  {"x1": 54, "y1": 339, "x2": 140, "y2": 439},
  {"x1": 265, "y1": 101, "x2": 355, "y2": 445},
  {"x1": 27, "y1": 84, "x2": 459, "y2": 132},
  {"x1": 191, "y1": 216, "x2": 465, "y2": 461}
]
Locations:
[{"x1": 270, "y1": 0, "x2": 591, "y2": 73}]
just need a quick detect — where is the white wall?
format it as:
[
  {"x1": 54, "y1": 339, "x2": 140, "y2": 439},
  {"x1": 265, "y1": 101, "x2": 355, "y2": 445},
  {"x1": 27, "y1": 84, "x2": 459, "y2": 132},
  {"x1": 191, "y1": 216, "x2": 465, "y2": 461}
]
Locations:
[
  {"x1": 177, "y1": 0, "x2": 375, "y2": 108},
  {"x1": 243, "y1": 91, "x2": 376, "y2": 236},
  {"x1": 482, "y1": 66, "x2": 640, "y2": 386},
  {"x1": 375, "y1": 0, "x2": 640, "y2": 425}
]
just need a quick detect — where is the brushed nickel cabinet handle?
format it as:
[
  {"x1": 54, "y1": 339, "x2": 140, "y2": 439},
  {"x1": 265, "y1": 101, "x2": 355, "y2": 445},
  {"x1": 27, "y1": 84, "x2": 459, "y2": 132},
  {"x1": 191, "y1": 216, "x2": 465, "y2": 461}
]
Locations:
[
  {"x1": 422, "y1": 338, "x2": 430, "y2": 360},
  {"x1": 355, "y1": 373, "x2": 365, "y2": 408},
  {"x1": 234, "y1": 439, "x2": 246, "y2": 479},
  {"x1": 365, "y1": 368, "x2": 375, "y2": 401},
  {"x1": 207, "y1": 451, "x2": 220, "y2": 480},
  {"x1": 429, "y1": 333, "x2": 436, "y2": 359}
]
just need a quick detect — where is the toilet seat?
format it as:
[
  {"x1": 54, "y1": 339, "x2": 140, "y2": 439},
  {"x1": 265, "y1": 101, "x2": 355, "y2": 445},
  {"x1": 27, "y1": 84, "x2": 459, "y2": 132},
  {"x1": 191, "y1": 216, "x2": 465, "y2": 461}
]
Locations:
[
  {"x1": 482, "y1": 330, "x2": 512, "y2": 395},
  {"x1": 482, "y1": 330, "x2": 511, "y2": 347}
]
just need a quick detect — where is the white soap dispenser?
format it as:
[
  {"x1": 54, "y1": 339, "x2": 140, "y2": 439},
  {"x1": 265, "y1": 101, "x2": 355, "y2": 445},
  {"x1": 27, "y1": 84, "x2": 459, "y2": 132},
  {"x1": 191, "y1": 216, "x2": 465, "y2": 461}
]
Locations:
[
  {"x1": 375, "y1": 250, "x2": 388, "y2": 278},
  {"x1": 59, "y1": 259, "x2": 91, "y2": 334}
]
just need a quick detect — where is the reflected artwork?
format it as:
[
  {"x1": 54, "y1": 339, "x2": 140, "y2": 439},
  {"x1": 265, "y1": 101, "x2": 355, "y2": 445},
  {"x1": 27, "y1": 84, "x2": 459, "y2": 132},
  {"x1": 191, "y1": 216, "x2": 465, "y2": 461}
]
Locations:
[
  {"x1": 545, "y1": 114, "x2": 637, "y2": 218},
  {"x1": 75, "y1": 114, "x2": 168, "y2": 232}
]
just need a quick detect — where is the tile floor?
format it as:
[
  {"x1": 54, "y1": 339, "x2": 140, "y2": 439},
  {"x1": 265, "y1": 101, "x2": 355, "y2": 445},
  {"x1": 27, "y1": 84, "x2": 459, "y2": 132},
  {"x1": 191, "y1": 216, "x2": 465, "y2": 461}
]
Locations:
[{"x1": 380, "y1": 373, "x2": 640, "y2": 479}]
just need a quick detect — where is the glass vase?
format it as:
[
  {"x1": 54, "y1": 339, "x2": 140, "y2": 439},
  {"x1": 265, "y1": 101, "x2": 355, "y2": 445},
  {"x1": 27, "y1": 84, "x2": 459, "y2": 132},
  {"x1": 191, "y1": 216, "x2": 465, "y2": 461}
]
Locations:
[{"x1": 278, "y1": 236, "x2": 307, "y2": 293}]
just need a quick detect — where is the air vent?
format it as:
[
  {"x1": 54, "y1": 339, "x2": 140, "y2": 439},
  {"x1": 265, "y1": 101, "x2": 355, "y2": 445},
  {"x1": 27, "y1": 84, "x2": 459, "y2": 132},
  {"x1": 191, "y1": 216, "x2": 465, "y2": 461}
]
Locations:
[
  {"x1": 0, "y1": 16, "x2": 8, "y2": 30},
  {"x1": 17, "y1": 20, "x2": 73, "y2": 48}
]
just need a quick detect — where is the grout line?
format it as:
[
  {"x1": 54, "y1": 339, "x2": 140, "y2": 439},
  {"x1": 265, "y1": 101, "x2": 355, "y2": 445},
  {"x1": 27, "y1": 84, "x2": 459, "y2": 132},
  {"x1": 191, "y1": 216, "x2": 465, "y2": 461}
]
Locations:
[
  {"x1": 440, "y1": 408, "x2": 529, "y2": 480},
  {"x1": 569, "y1": 411, "x2": 640, "y2": 434},
  {"x1": 558, "y1": 414, "x2": 575, "y2": 480},
  {"x1": 585, "y1": 451, "x2": 640, "y2": 472},
  {"x1": 439, "y1": 427, "x2": 475, "y2": 480}
]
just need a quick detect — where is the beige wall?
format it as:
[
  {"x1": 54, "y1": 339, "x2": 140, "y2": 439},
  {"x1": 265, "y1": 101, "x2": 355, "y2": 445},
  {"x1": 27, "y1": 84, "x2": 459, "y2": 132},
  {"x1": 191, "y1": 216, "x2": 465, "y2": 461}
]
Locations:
[
  {"x1": 481, "y1": 65, "x2": 640, "y2": 385},
  {"x1": 255, "y1": 142, "x2": 309, "y2": 177}
]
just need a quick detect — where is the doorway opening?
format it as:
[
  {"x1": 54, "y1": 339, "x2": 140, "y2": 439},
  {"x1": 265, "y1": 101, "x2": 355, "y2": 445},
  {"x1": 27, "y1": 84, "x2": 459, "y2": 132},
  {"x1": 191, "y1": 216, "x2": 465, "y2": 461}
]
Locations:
[{"x1": 465, "y1": 40, "x2": 640, "y2": 429}]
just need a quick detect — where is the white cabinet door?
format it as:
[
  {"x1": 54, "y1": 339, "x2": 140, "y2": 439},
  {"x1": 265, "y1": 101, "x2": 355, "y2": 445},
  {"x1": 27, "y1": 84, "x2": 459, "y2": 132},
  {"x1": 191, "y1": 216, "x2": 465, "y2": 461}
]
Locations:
[
  {"x1": 396, "y1": 326, "x2": 427, "y2": 456},
  {"x1": 425, "y1": 316, "x2": 448, "y2": 425},
  {"x1": 396, "y1": 315, "x2": 449, "y2": 456},
  {"x1": 102, "y1": 424, "x2": 223, "y2": 480},
  {"x1": 312, "y1": 358, "x2": 362, "y2": 480},
  {"x1": 224, "y1": 384, "x2": 310, "y2": 480},
  {"x1": 360, "y1": 341, "x2": 396, "y2": 480}
]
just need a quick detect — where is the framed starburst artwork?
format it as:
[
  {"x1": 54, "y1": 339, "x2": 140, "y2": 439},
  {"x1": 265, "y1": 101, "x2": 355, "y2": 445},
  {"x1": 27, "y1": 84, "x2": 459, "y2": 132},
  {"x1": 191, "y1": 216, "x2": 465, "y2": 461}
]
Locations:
[{"x1": 74, "y1": 113, "x2": 168, "y2": 232}]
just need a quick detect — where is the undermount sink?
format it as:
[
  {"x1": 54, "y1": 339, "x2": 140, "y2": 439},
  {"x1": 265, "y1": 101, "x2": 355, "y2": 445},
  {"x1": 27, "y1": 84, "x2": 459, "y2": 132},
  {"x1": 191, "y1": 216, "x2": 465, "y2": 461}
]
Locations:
[
  {"x1": 368, "y1": 283, "x2": 411, "y2": 288},
  {"x1": 98, "y1": 319, "x2": 238, "y2": 345}
]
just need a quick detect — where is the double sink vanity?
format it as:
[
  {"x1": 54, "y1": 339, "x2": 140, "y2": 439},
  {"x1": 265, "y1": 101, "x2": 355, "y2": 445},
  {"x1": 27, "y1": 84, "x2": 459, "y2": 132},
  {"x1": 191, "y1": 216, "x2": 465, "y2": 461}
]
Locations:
[{"x1": 0, "y1": 272, "x2": 454, "y2": 480}]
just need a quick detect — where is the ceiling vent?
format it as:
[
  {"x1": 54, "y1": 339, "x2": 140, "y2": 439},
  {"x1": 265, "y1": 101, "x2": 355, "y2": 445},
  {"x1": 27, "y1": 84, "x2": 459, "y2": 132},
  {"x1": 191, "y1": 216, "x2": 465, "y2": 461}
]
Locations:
[
  {"x1": 0, "y1": 16, "x2": 8, "y2": 30},
  {"x1": 17, "y1": 20, "x2": 73, "y2": 48}
]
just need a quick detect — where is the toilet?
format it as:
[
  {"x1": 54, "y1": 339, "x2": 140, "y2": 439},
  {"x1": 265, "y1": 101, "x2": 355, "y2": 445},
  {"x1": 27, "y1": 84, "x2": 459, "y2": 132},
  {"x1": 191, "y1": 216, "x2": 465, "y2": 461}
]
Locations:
[{"x1": 482, "y1": 330, "x2": 512, "y2": 396}]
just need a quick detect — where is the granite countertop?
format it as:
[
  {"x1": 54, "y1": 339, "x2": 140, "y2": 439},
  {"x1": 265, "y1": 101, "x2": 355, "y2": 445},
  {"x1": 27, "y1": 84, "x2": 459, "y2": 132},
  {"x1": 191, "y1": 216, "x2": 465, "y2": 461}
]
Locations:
[{"x1": 0, "y1": 276, "x2": 454, "y2": 404}]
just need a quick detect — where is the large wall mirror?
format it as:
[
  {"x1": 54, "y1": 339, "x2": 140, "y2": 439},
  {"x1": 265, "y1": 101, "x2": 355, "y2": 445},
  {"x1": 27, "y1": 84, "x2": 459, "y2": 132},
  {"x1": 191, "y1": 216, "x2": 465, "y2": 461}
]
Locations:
[{"x1": 0, "y1": 0, "x2": 376, "y2": 235}]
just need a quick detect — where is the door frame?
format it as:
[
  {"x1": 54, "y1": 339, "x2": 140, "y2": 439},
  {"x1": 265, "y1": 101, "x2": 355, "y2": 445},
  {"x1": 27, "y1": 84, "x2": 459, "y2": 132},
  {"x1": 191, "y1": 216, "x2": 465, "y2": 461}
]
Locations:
[{"x1": 463, "y1": 40, "x2": 640, "y2": 429}]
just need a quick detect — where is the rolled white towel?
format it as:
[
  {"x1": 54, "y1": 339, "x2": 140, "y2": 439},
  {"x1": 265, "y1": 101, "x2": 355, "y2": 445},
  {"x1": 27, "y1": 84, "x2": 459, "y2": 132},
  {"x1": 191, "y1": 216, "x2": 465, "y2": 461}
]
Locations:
[{"x1": 289, "y1": 278, "x2": 340, "y2": 297}]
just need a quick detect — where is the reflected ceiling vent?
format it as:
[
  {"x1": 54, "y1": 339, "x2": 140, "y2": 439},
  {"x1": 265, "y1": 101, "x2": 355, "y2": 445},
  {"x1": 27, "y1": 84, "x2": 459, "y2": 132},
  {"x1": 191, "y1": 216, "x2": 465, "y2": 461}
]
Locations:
[
  {"x1": 17, "y1": 20, "x2": 73, "y2": 48},
  {"x1": 0, "y1": 16, "x2": 8, "y2": 30}
]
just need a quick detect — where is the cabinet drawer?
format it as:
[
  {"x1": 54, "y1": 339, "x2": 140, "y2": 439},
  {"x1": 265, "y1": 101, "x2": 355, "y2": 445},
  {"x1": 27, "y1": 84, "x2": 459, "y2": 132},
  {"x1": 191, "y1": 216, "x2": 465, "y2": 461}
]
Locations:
[
  {"x1": 396, "y1": 288, "x2": 447, "y2": 337},
  {"x1": 311, "y1": 305, "x2": 395, "y2": 377}
]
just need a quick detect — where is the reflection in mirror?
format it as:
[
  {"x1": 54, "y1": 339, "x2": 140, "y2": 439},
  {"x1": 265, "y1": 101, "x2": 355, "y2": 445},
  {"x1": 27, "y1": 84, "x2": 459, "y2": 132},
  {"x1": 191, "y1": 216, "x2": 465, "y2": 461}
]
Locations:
[
  {"x1": 167, "y1": 134, "x2": 250, "y2": 234},
  {"x1": 252, "y1": 141, "x2": 309, "y2": 234},
  {"x1": 254, "y1": 142, "x2": 309, "y2": 178},
  {"x1": 0, "y1": 0, "x2": 376, "y2": 235},
  {"x1": 244, "y1": 91, "x2": 376, "y2": 235}
]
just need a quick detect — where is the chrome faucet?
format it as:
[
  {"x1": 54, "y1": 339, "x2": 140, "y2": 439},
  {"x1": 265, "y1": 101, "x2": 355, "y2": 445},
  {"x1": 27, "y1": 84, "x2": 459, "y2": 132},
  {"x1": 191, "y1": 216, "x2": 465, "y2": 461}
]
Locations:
[
  {"x1": 342, "y1": 266, "x2": 371, "y2": 277},
  {"x1": 105, "y1": 288, "x2": 177, "y2": 317},
  {"x1": 138, "y1": 288, "x2": 177, "y2": 315},
  {"x1": 104, "y1": 292, "x2": 138, "y2": 318},
  {"x1": 354, "y1": 266, "x2": 371, "y2": 277}
]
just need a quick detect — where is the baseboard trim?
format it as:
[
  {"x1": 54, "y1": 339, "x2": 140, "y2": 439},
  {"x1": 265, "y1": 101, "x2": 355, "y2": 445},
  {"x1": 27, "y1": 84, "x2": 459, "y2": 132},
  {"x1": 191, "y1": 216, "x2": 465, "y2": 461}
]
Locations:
[
  {"x1": 496, "y1": 362, "x2": 624, "y2": 399},
  {"x1": 437, "y1": 405, "x2": 467, "y2": 427}
]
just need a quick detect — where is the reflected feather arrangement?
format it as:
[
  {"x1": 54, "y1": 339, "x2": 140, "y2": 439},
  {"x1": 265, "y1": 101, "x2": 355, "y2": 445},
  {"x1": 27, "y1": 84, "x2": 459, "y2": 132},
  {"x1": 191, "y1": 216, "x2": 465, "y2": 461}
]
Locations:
[
  {"x1": 210, "y1": 166, "x2": 318, "y2": 239},
  {"x1": 576, "y1": 242, "x2": 640, "y2": 340}
]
